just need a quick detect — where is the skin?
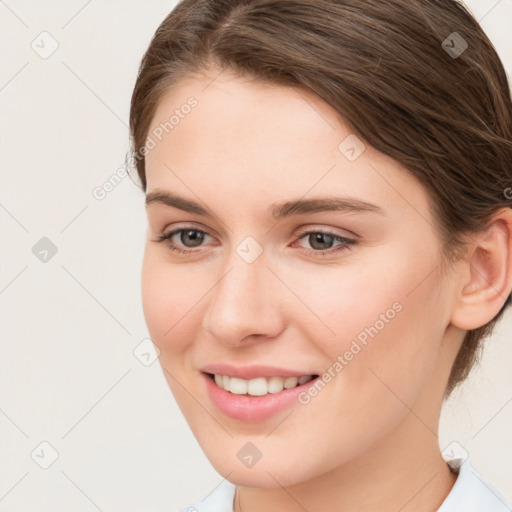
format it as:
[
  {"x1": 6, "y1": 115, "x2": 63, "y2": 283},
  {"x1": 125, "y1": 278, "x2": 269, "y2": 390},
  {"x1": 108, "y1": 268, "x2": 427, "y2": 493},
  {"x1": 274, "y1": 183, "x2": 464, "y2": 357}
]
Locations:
[{"x1": 141, "y1": 67, "x2": 512, "y2": 512}]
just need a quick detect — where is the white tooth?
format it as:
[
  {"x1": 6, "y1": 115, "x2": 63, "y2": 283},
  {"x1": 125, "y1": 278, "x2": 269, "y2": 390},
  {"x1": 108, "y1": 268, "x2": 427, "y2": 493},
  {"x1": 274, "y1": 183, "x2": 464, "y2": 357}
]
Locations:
[
  {"x1": 283, "y1": 376, "x2": 299, "y2": 389},
  {"x1": 213, "y1": 374, "x2": 313, "y2": 395},
  {"x1": 229, "y1": 377, "x2": 248, "y2": 395},
  {"x1": 247, "y1": 377, "x2": 268, "y2": 396},
  {"x1": 267, "y1": 376, "x2": 284, "y2": 393}
]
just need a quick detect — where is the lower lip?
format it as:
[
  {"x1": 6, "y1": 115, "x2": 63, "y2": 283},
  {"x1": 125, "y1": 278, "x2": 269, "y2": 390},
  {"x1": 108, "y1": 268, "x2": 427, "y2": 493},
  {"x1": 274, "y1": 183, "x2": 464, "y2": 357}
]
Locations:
[{"x1": 202, "y1": 372, "x2": 319, "y2": 422}]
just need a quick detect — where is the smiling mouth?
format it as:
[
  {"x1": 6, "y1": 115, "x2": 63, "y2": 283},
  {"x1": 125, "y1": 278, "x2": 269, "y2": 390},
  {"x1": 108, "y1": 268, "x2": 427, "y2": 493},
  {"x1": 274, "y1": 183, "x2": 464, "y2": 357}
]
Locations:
[{"x1": 205, "y1": 372, "x2": 320, "y2": 397}]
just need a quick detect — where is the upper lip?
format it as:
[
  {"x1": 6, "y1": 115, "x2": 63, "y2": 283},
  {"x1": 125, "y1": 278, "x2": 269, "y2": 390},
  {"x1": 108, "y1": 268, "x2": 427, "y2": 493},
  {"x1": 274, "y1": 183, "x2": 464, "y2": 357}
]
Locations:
[{"x1": 200, "y1": 363, "x2": 318, "y2": 380}]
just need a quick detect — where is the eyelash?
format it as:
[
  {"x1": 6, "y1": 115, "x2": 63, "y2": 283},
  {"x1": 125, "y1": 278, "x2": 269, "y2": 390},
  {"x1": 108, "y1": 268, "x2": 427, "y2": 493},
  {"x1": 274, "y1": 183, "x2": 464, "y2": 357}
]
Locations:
[{"x1": 153, "y1": 226, "x2": 357, "y2": 257}]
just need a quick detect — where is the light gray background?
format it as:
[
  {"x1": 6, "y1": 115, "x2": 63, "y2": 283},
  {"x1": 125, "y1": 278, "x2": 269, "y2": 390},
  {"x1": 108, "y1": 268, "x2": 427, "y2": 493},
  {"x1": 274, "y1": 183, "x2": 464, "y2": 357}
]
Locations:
[{"x1": 0, "y1": 1, "x2": 511, "y2": 510}]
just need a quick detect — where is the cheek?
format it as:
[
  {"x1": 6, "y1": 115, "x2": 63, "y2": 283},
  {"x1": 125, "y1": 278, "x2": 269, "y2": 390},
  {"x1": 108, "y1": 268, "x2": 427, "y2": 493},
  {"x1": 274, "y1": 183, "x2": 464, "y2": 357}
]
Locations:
[
  {"x1": 141, "y1": 246, "x2": 199, "y2": 355},
  {"x1": 271, "y1": 255, "x2": 445, "y2": 471},
  {"x1": 141, "y1": 247, "x2": 205, "y2": 413},
  {"x1": 291, "y1": 241, "x2": 443, "y2": 391},
  {"x1": 318, "y1": 251, "x2": 443, "y2": 410}
]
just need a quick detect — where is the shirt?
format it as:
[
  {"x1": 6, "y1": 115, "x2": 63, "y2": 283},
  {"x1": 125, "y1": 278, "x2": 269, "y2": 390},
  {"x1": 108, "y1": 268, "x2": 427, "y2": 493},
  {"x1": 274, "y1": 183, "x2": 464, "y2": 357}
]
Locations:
[{"x1": 176, "y1": 458, "x2": 511, "y2": 512}]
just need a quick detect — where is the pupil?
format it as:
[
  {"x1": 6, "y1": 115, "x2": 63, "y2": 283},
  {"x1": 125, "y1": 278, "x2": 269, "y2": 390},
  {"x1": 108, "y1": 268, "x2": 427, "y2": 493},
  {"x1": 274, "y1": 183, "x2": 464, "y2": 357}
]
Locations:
[
  {"x1": 310, "y1": 233, "x2": 333, "y2": 250},
  {"x1": 182, "y1": 230, "x2": 204, "y2": 247}
]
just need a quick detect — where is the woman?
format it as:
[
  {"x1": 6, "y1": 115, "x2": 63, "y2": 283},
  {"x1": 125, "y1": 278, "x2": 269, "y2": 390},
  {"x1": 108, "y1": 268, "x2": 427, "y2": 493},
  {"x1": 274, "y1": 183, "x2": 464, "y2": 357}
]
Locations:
[{"x1": 129, "y1": 0, "x2": 512, "y2": 510}]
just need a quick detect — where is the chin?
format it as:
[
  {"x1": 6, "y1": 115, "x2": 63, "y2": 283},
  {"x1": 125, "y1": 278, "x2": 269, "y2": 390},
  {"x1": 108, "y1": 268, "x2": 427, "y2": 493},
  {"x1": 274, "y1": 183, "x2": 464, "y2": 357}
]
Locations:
[{"x1": 197, "y1": 436, "x2": 326, "y2": 488}]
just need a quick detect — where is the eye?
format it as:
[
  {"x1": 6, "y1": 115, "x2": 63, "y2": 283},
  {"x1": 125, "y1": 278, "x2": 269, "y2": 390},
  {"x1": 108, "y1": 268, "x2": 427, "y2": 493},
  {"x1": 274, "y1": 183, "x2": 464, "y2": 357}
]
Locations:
[
  {"x1": 293, "y1": 229, "x2": 357, "y2": 256},
  {"x1": 153, "y1": 226, "x2": 357, "y2": 257},
  {"x1": 154, "y1": 227, "x2": 213, "y2": 255}
]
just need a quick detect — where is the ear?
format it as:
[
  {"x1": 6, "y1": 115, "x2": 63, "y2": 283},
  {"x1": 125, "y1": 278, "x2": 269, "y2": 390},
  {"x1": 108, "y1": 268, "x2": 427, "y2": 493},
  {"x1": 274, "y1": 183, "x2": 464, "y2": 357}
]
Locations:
[{"x1": 450, "y1": 207, "x2": 512, "y2": 331}]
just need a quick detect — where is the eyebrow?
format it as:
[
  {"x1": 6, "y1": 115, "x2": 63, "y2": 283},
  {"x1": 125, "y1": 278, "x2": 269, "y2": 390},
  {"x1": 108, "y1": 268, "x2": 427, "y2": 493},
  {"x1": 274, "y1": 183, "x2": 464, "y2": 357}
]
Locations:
[{"x1": 145, "y1": 190, "x2": 386, "y2": 219}]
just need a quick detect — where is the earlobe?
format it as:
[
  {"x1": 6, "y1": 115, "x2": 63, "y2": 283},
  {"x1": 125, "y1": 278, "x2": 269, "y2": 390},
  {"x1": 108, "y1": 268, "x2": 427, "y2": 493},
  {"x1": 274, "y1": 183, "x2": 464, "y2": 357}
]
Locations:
[{"x1": 450, "y1": 208, "x2": 512, "y2": 331}]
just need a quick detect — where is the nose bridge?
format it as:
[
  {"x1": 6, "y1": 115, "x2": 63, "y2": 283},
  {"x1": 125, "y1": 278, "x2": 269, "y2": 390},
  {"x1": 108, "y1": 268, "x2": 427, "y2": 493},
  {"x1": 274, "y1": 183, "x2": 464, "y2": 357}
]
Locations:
[{"x1": 202, "y1": 240, "x2": 283, "y2": 344}]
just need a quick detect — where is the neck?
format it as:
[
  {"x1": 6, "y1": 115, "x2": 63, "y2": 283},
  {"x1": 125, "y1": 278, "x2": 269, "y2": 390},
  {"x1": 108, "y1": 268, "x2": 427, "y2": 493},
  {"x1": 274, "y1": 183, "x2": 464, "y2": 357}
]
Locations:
[{"x1": 235, "y1": 404, "x2": 457, "y2": 512}]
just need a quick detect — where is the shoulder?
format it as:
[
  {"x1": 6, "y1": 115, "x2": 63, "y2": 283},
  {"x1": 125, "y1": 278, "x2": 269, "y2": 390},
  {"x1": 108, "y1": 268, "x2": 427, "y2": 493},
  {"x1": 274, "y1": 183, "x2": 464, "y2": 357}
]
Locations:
[
  {"x1": 175, "y1": 480, "x2": 236, "y2": 512},
  {"x1": 438, "y1": 458, "x2": 511, "y2": 512}
]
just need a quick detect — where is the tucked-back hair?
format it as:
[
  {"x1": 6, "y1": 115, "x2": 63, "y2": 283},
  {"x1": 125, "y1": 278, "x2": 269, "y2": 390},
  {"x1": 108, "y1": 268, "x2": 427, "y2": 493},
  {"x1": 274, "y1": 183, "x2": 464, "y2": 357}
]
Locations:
[{"x1": 129, "y1": 0, "x2": 512, "y2": 398}]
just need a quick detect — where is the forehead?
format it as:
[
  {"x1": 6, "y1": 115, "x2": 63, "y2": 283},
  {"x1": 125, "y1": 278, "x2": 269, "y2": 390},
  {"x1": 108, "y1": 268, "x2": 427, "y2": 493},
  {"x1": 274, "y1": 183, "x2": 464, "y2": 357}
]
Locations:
[
  {"x1": 144, "y1": 70, "x2": 431, "y2": 226},
  {"x1": 146, "y1": 70, "x2": 343, "y2": 168}
]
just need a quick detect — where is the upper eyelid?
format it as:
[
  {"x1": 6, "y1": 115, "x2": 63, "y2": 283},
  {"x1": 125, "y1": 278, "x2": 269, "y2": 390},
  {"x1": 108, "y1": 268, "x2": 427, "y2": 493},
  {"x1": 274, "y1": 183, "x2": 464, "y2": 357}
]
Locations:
[{"x1": 162, "y1": 224, "x2": 357, "y2": 244}]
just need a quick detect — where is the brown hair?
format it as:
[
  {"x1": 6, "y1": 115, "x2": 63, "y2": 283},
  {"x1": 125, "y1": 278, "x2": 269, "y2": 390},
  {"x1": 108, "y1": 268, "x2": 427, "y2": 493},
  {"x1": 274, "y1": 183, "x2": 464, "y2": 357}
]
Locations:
[{"x1": 129, "y1": 0, "x2": 512, "y2": 398}]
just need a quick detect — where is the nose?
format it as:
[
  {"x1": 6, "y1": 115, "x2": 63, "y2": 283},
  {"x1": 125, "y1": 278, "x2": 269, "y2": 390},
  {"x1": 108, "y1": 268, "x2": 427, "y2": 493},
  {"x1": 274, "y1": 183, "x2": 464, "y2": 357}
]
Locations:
[{"x1": 202, "y1": 246, "x2": 285, "y2": 347}]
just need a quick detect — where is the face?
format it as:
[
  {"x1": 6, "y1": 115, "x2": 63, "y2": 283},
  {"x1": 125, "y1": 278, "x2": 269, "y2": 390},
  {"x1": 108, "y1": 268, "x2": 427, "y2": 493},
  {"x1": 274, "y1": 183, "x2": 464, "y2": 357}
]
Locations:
[{"x1": 141, "y1": 68, "x2": 459, "y2": 487}]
